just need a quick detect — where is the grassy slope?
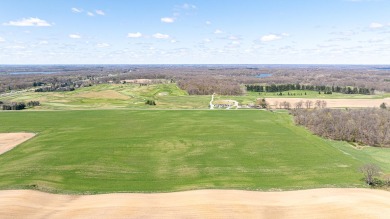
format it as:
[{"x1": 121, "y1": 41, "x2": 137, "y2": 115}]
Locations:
[
  {"x1": 1, "y1": 83, "x2": 210, "y2": 110},
  {"x1": 1, "y1": 110, "x2": 387, "y2": 194}
]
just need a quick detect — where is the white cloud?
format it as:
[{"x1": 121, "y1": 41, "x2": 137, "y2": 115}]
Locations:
[
  {"x1": 72, "y1": 8, "x2": 83, "y2": 13},
  {"x1": 181, "y1": 3, "x2": 197, "y2": 9},
  {"x1": 95, "y1": 10, "x2": 105, "y2": 16},
  {"x1": 153, "y1": 33, "x2": 170, "y2": 39},
  {"x1": 127, "y1": 32, "x2": 143, "y2": 38},
  {"x1": 369, "y1": 22, "x2": 384, "y2": 29},
  {"x1": 97, "y1": 43, "x2": 110, "y2": 48},
  {"x1": 87, "y1": 11, "x2": 94, "y2": 17},
  {"x1": 261, "y1": 33, "x2": 289, "y2": 42},
  {"x1": 39, "y1": 40, "x2": 48, "y2": 44},
  {"x1": 204, "y1": 38, "x2": 211, "y2": 43},
  {"x1": 170, "y1": 39, "x2": 177, "y2": 43},
  {"x1": 0, "y1": 37, "x2": 5, "y2": 42},
  {"x1": 161, "y1": 17, "x2": 175, "y2": 23},
  {"x1": 69, "y1": 34, "x2": 81, "y2": 39},
  {"x1": 228, "y1": 36, "x2": 240, "y2": 40},
  {"x1": 205, "y1": 21, "x2": 211, "y2": 25},
  {"x1": 6, "y1": 45, "x2": 25, "y2": 49},
  {"x1": 214, "y1": 29, "x2": 223, "y2": 34},
  {"x1": 261, "y1": 34, "x2": 281, "y2": 42},
  {"x1": 3, "y1": 17, "x2": 51, "y2": 27}
]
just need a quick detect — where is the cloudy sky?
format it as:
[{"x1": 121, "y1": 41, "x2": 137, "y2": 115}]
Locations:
[{"x1": 0, "y1": 0, "x2": 390, "y2": 64}]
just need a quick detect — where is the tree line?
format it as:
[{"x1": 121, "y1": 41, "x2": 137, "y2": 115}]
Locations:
[
  {"x1": 1, "y1": 101, "x2": 40, "y2": 110},
  {"x1": 246, "y1": 84, "x2": 373, "y2": 95},
  {"x1": 291, "y1": 108, "x2": 390, "y2": 147}
]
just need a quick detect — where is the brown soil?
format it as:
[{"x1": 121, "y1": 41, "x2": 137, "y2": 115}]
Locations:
[
  {"x1": 0, "y1": 133, "x2": 35, "y2": 155},
  {"x1": 0, "y1": 188, "x2": 389, "y2": 218},
  {"x1": 267, "y1": 98, "x2": 390, "y2": 108}
]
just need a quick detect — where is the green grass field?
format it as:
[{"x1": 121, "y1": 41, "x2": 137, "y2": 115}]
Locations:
[
  {"x1": 0, "y1": 83, "x2": 209, "y2": 110},
  {"x1": 2, "y1": 83, "x2": 389, "y2": 111},
  {"x1": 1, "y1": 110, "x2": 389, "y2": 194}
]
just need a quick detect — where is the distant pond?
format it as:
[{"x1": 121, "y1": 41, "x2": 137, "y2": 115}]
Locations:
[{"x1": 255, "y1": 73, "x2": 272, "y2": 78}]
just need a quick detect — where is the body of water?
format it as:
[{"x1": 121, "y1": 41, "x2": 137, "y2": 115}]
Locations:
[{"x1": 255, "y1": 73, "x2": 272, "y2": 78}]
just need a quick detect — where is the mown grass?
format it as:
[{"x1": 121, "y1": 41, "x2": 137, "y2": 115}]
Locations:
[{"x1": 1, "y1": 110, "x2": 386, "y2": 194}]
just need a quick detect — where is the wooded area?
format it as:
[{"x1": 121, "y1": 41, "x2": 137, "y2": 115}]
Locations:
[{"x1": 292, "y1": 108, "x2": 390, "y2": 147}]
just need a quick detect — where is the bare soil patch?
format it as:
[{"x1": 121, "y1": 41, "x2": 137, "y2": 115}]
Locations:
[
  {"x1": 0, "y1": 133, "x2": 36, "y2": 155},
  {"x1": 267, "y1": 98, "x2": 390, "y2": 108},
  {"x1": 0, "y1": 188, "x2": 389, "y2": 218}
]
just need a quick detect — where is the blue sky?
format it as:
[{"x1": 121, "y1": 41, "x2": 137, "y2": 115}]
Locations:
[{"x1": 0, "y1": 0, "x2": 390, "y2": 64}]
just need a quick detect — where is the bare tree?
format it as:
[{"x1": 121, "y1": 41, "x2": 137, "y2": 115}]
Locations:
[
  {"x1": 282, "y1": 101, "x2": 291, "y2": 109},
  {"x1": 294, "y1": 100, "x2": 303, "y2": 109},
  {"x1": 315, "y1": 100, "x2": 322, "y2": 108},
  {"x1": 321, "y1": 100, "x2": 327, "y2": 108},
  {"x1": 305, "y1": 100, "x2": 313, "y2": 109},
  {"x1": 359, "y1": 163, "x2": 381, "y2": 185}
]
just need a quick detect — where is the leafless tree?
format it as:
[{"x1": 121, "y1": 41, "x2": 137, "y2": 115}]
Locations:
[
  {"x1": 359, "y1": 163, "x2": 381, "y2": 185},
  {"x1": 294, "y1": 100, "x2": 303, "y2": 109},
  {"x1": 281, "y1": 101, "x2": 291, "y2": 109},
  {"x1": 305, "y1": 100, "x2": 313, "y2": 109},
  {"x1": 315, "y1": 100, "x2": 322, "y2": 108},
  {"x1": 291, "y1": 108, "x2": 390, "y2": 147},
  {"x1": 321, "y1": 100, "x2": 327, "y2": 108}
]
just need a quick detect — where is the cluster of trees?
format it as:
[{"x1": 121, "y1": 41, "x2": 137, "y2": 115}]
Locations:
[
  {"x1": 2, "y1": 102, "x2": 26, "y2": 110},
  {"x1": 1, "y1": 100, "x2": 40, "y2": 110},
  {"x1": 178, "y1": 77, "x2": 243, "y2": 95},
  {"x1": 145, "y1": 100, "x2": 156, "y2": 105},
  {"x1": 35, "y1": 85, "x2": 75, "y2": 92},
  {"x1": 27, "y1": 101, "x2": 40, "y2": 107},
  {"x1": 245, "y1": 84, "x2": 373, "y2": 95},
  {"x1": 272, "y1": 100, "x2": 327, "y2": 109},
  {"x1": 292, "y1": 108, "x2": 390, "y2": 147}
]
